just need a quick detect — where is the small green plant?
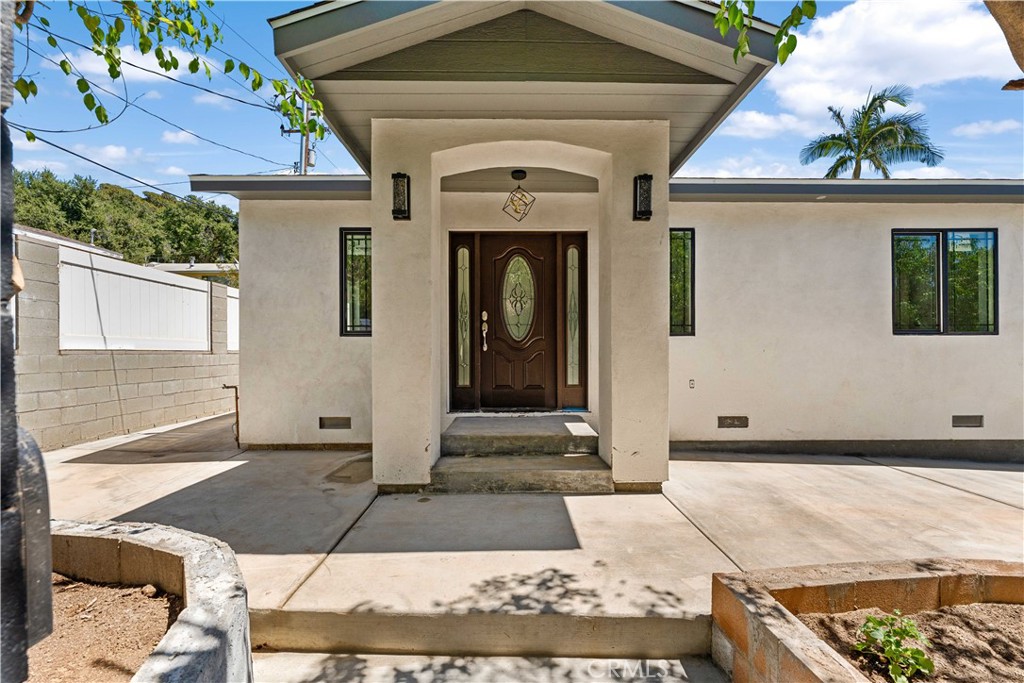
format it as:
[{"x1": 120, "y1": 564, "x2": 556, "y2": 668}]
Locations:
[{"x1": 853, "y1": 610, "x2": 935, "y2": 683}]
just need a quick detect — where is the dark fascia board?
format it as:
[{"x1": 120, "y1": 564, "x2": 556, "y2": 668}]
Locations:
[
  {"x1": 272, "y1": 1, "x2": 436, "y2": 57},
  {"x1": 669, "y1": 178, "x2": 1024, "y2": 203},
  {"x1": 189, "y1": 175, "x2": 371, "y2": 200},
  {"x1": 671, "y1": 63, "x2": 768, "y2": 174},
  {"x1": 611, "y1": 1, "x2": 778, "y2": 63},
  {"x1": 272, "y1": 0, "x2": 779, "y2": 63}
]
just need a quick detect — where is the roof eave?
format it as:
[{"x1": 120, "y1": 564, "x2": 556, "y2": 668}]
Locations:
[{"x1": 669, "y1": 178, "x2": 1024, "y2": 203}]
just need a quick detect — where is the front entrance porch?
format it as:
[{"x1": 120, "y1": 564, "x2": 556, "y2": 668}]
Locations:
[
  {"x1": 429, "y1": 416, "x2": 611, "y2": 493},
  {"x1": 371, "y1": 121, "x2": 671, "y2": 490}
]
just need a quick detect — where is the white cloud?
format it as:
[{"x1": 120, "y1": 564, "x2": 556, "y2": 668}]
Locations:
[
  {"x1": 44, "y1": 47, "x2": 220, "y2": 85},
  {"x1": 160, "y1": 166, "x2": 188, "y2": 176},
  {"x1": 141, "y1": 90, "x2": 163, "y2": 100},
  {"x1": 766, "y1": 1, "x2": 1017, "y2": 120},
  {"x1": 891, "y1": 166, "x2": 965, "y2": 179},
  {"x1": 71, "y1": 144, "x2": 143, "y2": 165},
  {"x1": 15, "y1": 159, "x2": 69, "y2": 174},
  {"x1": 193, "y1": 91, "x2": 236, "y2": 110},
  {"x1": 161, "y1": 130, "x2": 198, "y2": 145},
  {"x1": 718, "y1": 111, "x2": 811, "y2": 139},
  {"x1": 675, "y1": 155, "x2": 822, "y2": 179},
  {"x1": 951, "y1": 119, "x2": 1022, "y2": 138},
  {"x1": 12, "y1": 137, "x2": 39, "y2": 151}
]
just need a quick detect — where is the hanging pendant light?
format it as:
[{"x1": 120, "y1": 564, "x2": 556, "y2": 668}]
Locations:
[{"x1": 503, "y1": 169, "x2": 535, "y2": 222}]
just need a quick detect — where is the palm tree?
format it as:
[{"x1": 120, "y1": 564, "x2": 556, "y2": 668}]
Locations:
[{"x1": 799, "y1": 85, "x2": 944, "y2": 179}]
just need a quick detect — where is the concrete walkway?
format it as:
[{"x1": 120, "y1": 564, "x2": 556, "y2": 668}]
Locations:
[
  {"x1": 44, "y1": 414, "x2": 377, "y2": 611},
  {"x1": 42, "y1": 416, "x2": 1023, "y2": 681}
]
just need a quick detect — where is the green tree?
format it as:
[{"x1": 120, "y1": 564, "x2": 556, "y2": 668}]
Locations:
[
  {"x1": 93, "y1": 183, "x2": 159, "y2": 262},
  {"x1": 13, "y1": 168, "x2": 238, "y2": 266},
  {"x1": 9, "y1": 1, "x2": 324, "y2": 140},
  {"x1": 798, "y1": 85, "x2": 944, "y2": 179},
  {"x1": 150, "y1": 194, "x2": 237, "y2": 264}
]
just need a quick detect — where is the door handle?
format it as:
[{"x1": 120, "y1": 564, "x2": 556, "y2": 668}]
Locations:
[{"x1": 481, "y1": 310, "x2": 488, "y2": 351}]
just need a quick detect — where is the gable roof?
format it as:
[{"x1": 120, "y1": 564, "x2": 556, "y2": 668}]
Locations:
[{"x1": 270, "y1": 0, "x2": 777, "y2": 176}]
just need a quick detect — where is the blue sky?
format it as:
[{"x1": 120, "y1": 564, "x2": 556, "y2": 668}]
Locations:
[{"x1": 9, "y1": 1, "x2": 1023, "y2": 210}]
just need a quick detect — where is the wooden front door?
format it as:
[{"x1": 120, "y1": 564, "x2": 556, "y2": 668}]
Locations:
[{"x1": 450, "y1": 232, "x2": 586, "y2": 411}]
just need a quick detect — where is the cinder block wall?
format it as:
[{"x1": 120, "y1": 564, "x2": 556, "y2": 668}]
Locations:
[{"x1": 14, "y1": 236, "x2": 238, "y2": 451}]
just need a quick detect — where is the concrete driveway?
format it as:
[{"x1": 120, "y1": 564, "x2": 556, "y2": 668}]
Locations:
[{"x1": 41, "y1": 416, "x2": 1023, "y2": 680}]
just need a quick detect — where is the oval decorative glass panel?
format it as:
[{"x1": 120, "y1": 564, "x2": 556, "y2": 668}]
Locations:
[{"x1": 502, "y1": 255, "x2": 535, "y2": 342}]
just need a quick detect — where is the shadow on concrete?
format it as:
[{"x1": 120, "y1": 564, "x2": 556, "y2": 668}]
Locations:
[
  {"x1": 333, "y1": 494, "x2": 581, "y2": 553},
  {"x1": 267, "y1": 653, "x2": 724, "y2": 682},
  {"x1": 65, "y1": 414, "x2": 243, "y2": 464},
  {"x1": 671, "y1": 451, "x2": 1022, "y2": 472},
  {"x1": 110, "y1": 451, "x2": 376, "y2": 555},
  {"x1": 435, "y1": 567, "x2": 602, "y2": 615}
]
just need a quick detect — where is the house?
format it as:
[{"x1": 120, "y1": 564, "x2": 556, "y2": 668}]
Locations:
[{"x1": 190, "y1": 0, "x2": 1024, "y2": 493}]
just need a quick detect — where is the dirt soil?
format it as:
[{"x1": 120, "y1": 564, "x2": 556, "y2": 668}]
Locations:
[
  {"x1": 27, "y1": 573, "x2": 182, "y2": 682},
  {"x1": 799, "y1": 603, "x2": 1024, "y2": 683}
]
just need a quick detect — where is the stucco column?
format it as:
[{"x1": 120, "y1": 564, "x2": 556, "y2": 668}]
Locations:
[
  {"x1": 598, "y1": 130, "x2": 670, "y2": 487},
  {"x1": 370, "y1": 120, "x2": 439, "y2": 486}
]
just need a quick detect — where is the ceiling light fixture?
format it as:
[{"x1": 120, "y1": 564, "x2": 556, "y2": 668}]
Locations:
[{"x1": 503, "y1": 169, "x2": 535, "y2": 222}]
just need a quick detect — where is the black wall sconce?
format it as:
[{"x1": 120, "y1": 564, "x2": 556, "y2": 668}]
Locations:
[
  {"x1": 392, "y1": 172, "x2": 410, "y2": 220},
  {"x1": 633, "y1": 174, "x2": 653, "y2": 221}
]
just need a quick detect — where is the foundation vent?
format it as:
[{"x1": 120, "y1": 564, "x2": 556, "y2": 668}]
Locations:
[
  {"x1": 718, "y1": 416, "x2": 749, "y2": 429},
  {"x1": 951, "y1": 415, "x2": 984, "y2": 428},
  {"x1": 319, "y1": 417, "x2": 352, "y2": 430}
]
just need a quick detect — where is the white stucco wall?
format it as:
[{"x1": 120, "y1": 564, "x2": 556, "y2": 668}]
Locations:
[
  {"x1": 238, "y1": 200, "x2": 373, "y2": 445},
  {"x1": 235, "y1": 193, "x2": 1021, "y2": 455},
  {"x1": 668, "y1": 201, "x2": 1024, "y2": 443}
]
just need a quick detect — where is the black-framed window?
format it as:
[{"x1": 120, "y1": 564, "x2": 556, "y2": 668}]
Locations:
[
  {"x1": 892, "y1": 229, "x2": 997, "y2": 335},
  {"x1": 670, "y1": 228, "x2": 695, "y2": 336},
  {"x1": 341, "y1": 229, "x2": 371, "y2": 336}
]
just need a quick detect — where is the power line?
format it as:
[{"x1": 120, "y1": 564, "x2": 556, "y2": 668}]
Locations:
[
  {"x1": 207, "y1": 6, "x2": 289, "y2": 80},
  {"x1": 8, "y1": 122, "x2": 187, "y2": 200},
  {"x1": 32, "y1": 23, "x2": 277, "y2": 112},
  {"x1": 18, "y1": 43, "x2": 292, "y2": 167},
  {"x1": 316, "y1": 147, "x2": 344, "y2": 173},
  {"x1": 122, "y1": 167, "x2": 292, "y2": 190}
]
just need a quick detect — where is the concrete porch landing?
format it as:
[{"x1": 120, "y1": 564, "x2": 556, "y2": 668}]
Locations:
[
  {"x1": 441, "y1": 416, "x2": 599, "y2": 456},
  {"x1": 433, "y1": 416, "x2": 610, "y2": 493}
]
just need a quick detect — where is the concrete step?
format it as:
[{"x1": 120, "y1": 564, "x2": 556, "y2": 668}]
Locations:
[
  {"x1": 250, "y1": 494, "x2": 734, "y2": 662},
  {"x1": 428, "y1": 455, "x2": 613, "y2": 493},
  {"x1": 250, "y1": 608, "x2": 711, "y2": 661},
  {"x1": 442, "y1": 416, "x2": 599, "y2": 456},
  {"x1": 253, "y1": 652, "x2": 728, "y2": 682}
]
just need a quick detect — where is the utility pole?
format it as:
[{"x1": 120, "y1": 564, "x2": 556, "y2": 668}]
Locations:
[{"x1": 280, "y1": 101, "x2": 314, "y2": 174}]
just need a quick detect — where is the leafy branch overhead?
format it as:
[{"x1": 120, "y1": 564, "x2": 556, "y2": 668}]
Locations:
[
  {"x1": 713, "y1": 0, "x2": 816, "y2": 64},
  {"x1": 11, "y1": 0, "x2": 326, "y2": 141}
]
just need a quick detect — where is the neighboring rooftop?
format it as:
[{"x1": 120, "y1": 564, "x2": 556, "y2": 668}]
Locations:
[{"x1": 147, "y1": 262, "x2": 239, "y2": 279}]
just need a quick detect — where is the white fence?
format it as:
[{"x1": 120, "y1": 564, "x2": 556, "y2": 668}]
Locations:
[
  {"x1": 226, "y1": 289, "x2": 239, "y2": 352},
  {"x1": 59, "y1": 247, "x2": 238, "y2": 351}
]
